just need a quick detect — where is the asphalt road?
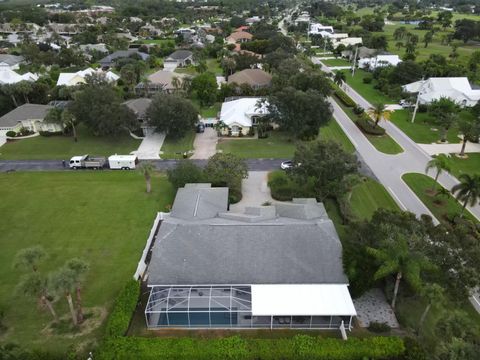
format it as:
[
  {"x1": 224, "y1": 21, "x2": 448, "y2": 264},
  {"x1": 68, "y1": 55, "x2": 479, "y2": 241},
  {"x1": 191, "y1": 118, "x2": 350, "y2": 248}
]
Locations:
[{"x1": 0, "y1": 158, "x2": 288, "y2": 172}]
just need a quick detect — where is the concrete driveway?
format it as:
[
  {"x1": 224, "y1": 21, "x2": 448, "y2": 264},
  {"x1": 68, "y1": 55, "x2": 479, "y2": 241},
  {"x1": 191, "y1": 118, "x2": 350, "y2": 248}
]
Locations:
[
  {"x1": 230, "y1": 171, "x2": 274, "y2": 213},
  {"x1": 190, "y1": 128, "x2": 217, "y2": 160},
  {"x1": 131, "y1": 132, "x2": 165, "y2": 160}
]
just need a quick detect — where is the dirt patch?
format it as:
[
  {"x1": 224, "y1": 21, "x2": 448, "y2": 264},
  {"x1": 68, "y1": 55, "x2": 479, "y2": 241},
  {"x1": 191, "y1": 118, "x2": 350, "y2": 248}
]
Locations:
[{"x1": 41, "y1": 306, "x2": 107, "y2": 339}]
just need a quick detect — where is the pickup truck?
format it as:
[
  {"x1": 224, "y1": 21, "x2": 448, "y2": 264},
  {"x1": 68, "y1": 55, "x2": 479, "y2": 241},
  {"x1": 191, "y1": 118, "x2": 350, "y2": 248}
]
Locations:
[{"x1": 69, "y1": 155, "x2": 106, "y2": 169}]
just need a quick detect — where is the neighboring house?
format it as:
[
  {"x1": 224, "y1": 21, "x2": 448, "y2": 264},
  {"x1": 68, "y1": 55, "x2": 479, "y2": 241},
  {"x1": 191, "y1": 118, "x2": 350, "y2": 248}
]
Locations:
[
  {"x1": 359, "y1": 55, "x2": 402, "y2": 70},
  {"x1": 0, "y1": 54, "x2": 24, "y2": 70},
  {"x1": 144, "y1": 184, "x2": 356, "y2": 330},
  {"x1": 294, "y1": 12, "x2": 311, "y2": 25},
  {"x1": 123, "y1": 97, "x2": 153, "y2": 135},
  {"x1": 226, "y1": 31, "x2": 253, "y2": 44},
  {"x1": 164, "y1": 50, "x2": 195, "y2": 68},
  {"x1": 309, "y1": 23, "x2": 334, "y2": 35},
  {"x1": 79, "y1": 43, "x2": 109, "y2": 54},
  {"x1": 0, "y1": 64, "x2": 38, "y2": 85},
  {"x1": 246, "y1": 16, "x2": 262, "y2": 25},
  {"x1": 402, "y1": 77, "x2": 480, "y2": 107},
  {"x1": 341, "y1": 46, "x2": 377, "y2": 61},
  {"x1": 335, "y1": 37, "x2": 362, "y2": 48},
  {"x1": 99, "y1": 49, "x2": 149, "y2": 68},
  {"x1": 56, "y1": 67, "x2": 119, "y2": 87},
  {"x1": 228, "y1": 69, "x2": 272, "y2": 89},
  {"x1": 135, "y1": 70, "x2": 184, "y2": 95},
  {"x1": 0, "y1": 104, "x2": 61, "y2": 135},
  {"x1": 219, "y1": 97, "x2": 268, "y2": 136}
]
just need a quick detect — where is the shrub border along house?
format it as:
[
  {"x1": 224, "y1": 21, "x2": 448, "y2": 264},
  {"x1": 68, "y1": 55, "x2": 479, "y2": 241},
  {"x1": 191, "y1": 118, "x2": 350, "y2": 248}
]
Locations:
[{"x1": 98, "y1": 280, "x2": 405, "y2": 360}]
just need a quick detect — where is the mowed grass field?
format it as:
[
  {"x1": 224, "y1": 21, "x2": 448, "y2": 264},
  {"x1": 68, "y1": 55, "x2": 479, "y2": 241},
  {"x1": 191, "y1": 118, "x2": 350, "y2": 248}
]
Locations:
[
  {"x1": 0, "y1": 172, "x2": 175, "y2": 353},
  {"x1": 350, "y1": 178, "x2": 400, "y2": 220},
  {"x1": 0, "y1": 125, "x2": 140, "y2": 160}
]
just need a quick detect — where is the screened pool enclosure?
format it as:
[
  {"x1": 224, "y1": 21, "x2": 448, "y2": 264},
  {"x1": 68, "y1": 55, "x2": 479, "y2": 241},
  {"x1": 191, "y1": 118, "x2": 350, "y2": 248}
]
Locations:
[{"x1": 145, "y1": 285, "x2": 354, "y2": 329}]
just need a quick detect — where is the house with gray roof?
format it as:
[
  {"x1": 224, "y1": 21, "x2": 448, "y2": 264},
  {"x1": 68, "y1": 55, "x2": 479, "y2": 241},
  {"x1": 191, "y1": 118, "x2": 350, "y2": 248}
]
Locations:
[
  {"x1": 122, "y1": 98, "x2": 153, "y2": 135},
  {"x1": 0, "y1": 54, "x2": 24, "y2": 70},
  {"x1": 0, "y1": 104, "x2": 62, "y2": 136},
  {"x1": 164, "y1": 50, "x2": 195, "y2": 68},
  {"x1": 144, "y1": 184, "x2": 356, "y2": 330},
  {"x1": 99, "y1": 49, "x2": 149, "y2": 68}
]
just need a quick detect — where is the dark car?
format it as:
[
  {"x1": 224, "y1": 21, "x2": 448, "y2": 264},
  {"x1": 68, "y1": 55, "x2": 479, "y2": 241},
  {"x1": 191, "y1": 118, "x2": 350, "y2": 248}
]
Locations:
[{"x1": 196, "y1": 122, "x2": 205, "y2": 133}]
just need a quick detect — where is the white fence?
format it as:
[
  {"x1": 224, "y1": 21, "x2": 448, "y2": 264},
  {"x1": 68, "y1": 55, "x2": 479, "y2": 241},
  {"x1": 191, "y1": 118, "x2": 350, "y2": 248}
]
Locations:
[{"x1": 133, "y1": 212, "x2": 164, "y2": 280}]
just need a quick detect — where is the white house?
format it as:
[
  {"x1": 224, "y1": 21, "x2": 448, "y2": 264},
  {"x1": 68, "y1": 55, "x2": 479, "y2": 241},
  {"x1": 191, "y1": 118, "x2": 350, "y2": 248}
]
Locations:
[
  {"x1": 309, "y1": 23, "x2": 334, "y2": 35},
  {"x1": 219, "y1": 97, "x2": 269, "y2": 136},
  {"x1": 359, "y1": 55, "x2": 402, "y2": 70},
  {"x1": 56, "y1": 67, "x2": 119, "y2": 87},
  {"x1": 0, "y1": 64, "x2": 38, "y2": 85},
  {"x1": 0, "y1": 104, "x2": 62, "y2": 136},
  {"x1": 402, "y1": 77, "x2": 480, "y2": 107},
  {"x1": 335, "y1": 37, "x2": 363, "y2": 48}
]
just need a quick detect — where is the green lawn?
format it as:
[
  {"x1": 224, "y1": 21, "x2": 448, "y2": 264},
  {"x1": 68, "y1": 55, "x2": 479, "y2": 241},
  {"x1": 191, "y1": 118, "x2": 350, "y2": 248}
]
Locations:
[
  {"x1": 137, "y1": 39, "x2": 175, "y2": 46},
  {"x1": 350, "y1": 178, "x2": 400, "y2": 220},
  {"x1": 444, "y1": 153, "x2": 480, "y2": 178},
  {"x1": 174, "y1": 66, "x2": 197, "y2": 76},
  {"x1": 0, "y1": 172, "x2": 175, "y2": 353},
  {"x1": 390, "y1": 110, "x2": 468, "y2": 144},
  {"x1": 218, "y1": 132, "x2": 297, "y2": 159},
  {"x1": 0, "y1": 125, "x2": 141, "y2": 160},
  {"x1": 191, "y1": 99, "x2": 221, "y2": 118},
  {"x1": 160, "y1": 130, "x2": 196, "y2": 159},
  {"x1": 402, "y1": 173, "x2": 477, "y2": 223},
  {"x1": 206, "y1": 58, "x2": 223, "y2": 76},
  {"x1": 343, "y1": 69, "x2": 397, "y2": 105},
  {"x1": 319, "y1": 119, "x2": 355, "y2": 153},
  {"x1": 321, "y1": 58, "x2": 352, "y2": 67}
]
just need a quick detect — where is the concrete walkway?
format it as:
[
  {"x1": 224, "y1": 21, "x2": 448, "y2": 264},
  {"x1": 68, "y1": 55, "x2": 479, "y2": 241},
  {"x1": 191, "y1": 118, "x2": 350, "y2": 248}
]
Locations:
[
  {"x1": 230, "y1": 171, "x2": 273, "y2": 213},
  {"x1": 190, "y1": 128, "x2": 217, "y2": 159},
  {"x1": 131, "y1": 132, "x2": 165, "y2": 160},
  {"x1": 0, "y1": 136, "x2": 6, "y2": 148},
  {"x1": 419, "y1": 142, "x2": 480, "y2": 155}
]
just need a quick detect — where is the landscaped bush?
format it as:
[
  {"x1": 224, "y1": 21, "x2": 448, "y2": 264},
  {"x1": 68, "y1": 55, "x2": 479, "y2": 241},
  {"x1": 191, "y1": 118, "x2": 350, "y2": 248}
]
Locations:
[
  {"x1": 268, "y1": 171, "x2": 295, "y2": 201},
  {"x1": 39, "y1": 131, "x2": 63, "y2": 137},
  {"x1": 97, "y1": 335, "x2": 405, "y2": 360},
  {"x1": 104, "y1": 280, "x2": 140, "y2": 338},
  {"x1": 356, "y1": 115, "x2": 386, "y2": 135},
  {"x1": 18, "y1": 127, "x2": 34, "y2": 136},
  {"x1": 334, "y1": 89, "x2": 356, "y2": 107},
  {"x1": 353, "y1": 105, "x2": 364, "y2": 115},
  {"x1": 368, "y1": 321, "x2": 391, "y2": 333},
  {"x1": 5, "y1": 131, "x2": 16, "y2": 137},
  {"x1": 362, "y1": 76, "x2": 373, "y2": 84}
]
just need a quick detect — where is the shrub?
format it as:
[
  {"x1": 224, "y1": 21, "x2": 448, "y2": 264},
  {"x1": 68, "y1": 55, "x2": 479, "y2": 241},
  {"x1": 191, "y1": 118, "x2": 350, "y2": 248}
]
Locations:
[
  {"x1": 368, "y1": 321, "x2": 391, "y2": 333},
  {"x1": 98, "y1": 336, "x2": 405, "y2": 360},
  {"x1": 400, "y1": 337, "x2": 427, "y2": 360},
  {"x1": 229, "y1": 187, "x2": 242, "y2": 204},
  {"x1": 5, "y1": 131, "x2": 16, "y2": 137},
  {"x1": 353, "y1": 105, "x2": 364, "y2": 115},
  {"x1": 334, "y1": 89, "x2": 356, "y2": 107},
  {"x1": 268, "y1": 171, "x2": 296, "y2": 201},
  {"x1": 39, "y1": 131, "x2": 63, "y2": 137},
  {"x1": 18, "y1": 127, "x2": 34, "y2": 136},
  {"x1": 363, "y1": 76, "x2": 373, "y2": 84},
  {"x1": 104, "y1": 280, "x2": 140, "y2": 338},
  {"x1": 356, "y1": 114, "x2": 386, "y2": 135},
  {"x1": 167, "y1": 160, "x2": 204, "y2": 189}
]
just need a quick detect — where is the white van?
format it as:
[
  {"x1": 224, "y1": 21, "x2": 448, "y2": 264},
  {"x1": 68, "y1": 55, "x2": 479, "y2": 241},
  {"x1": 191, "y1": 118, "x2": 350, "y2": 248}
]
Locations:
[{"x1": 108, "y1": 155, "x2": 138, "y2": 170}]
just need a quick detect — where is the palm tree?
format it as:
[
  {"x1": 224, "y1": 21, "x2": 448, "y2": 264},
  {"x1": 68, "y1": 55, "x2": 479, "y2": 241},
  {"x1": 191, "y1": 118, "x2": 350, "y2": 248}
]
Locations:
[
  {"x1": 16, "y1": 272, "x2": 58, "y2": 322},
  {"x1": 13, "y1": 246, "x2": 46, "y2": 273},
  {"x1": 428, "y1": 98, "x2": 459, "y2": 143},
  {"x1": 367, "y1": 233, "x2": 431, "y2": 309},
  {"x1": 435, "y1": 187, "x2": 451, "y2": 202},
  {"x1": 334, "y1": 71, "x2": 346, "y2": 88},
  {"x1": 171, "y1": 76, "x2": 181, "y2": 92},
  {"x1": 451, "y1": 174, "x2": 480, "y2": 217},
  {"x1": 50, "y1": 267, "x2": 78, "y2": 326},
  {"x1": 367, "y1": 103, "x2": 391, "y2": 128},
  {"x1": 395, "y1": 42, "x2": 404, "y2": 50},
  {"x1": 137, "y1": 161, "x2": 155, "y2": 193},
  {"x1": 65, "y1": 258, "x2": 89, "y2": 324},
  {"x1": 425, "y1": 155, "x2": 451, "y2": 192},
  {"x1": 418, "y1": 283, "x2": 445, "y2": 329},
  {"x1": 458, "y1": 117, "x2": 480, "y2": 157}
]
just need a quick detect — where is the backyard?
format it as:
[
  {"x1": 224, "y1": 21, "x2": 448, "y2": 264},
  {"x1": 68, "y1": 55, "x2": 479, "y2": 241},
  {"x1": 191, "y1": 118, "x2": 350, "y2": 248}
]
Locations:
[
  {"x1": 0, "y1": 125, "x2": 140, "y2": 160},
  {"x1": 0, "y1": 172, "x2": 175, "y2": 353}
]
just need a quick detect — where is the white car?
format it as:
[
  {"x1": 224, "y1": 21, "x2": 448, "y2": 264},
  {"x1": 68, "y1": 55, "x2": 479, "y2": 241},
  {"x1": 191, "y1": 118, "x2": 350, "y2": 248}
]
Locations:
[{"x1": 281, "y1": 161, "x2": 294, "y2": 170}]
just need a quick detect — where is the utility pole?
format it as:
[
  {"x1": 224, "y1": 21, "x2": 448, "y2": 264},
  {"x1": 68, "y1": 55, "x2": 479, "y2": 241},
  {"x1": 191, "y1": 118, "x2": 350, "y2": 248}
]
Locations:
[
  {"x1": 411, "y1": 76, "x2": 425, "y2": 123},
  {"x1": 351, "y1": 46, "x2": 359, "y2": 76}
]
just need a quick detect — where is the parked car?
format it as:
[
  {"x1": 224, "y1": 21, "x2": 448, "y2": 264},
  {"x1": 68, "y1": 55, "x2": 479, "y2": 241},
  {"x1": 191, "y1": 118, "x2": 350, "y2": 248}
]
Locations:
[
  {"x1": 196, "y1": 122, "x2": 205, "y2": 133},
  {"x1": 281, "y1": 160, "x2": 293, "y2": 170},
  {"x1": 399, "y1": 99, "x2": 414, "y2": 108}
]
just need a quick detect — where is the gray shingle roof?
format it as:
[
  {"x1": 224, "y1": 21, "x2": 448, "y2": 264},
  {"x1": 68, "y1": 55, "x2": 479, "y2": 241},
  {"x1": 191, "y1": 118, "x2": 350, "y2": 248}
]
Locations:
[
  {"x1": 123, "y1": 98, "x2": 152, "y2": 117},
  {"x1": 166, "y1": 50, "x2": 193, "y2": 61},
  {"x1": 0, "y1": 54, "x2": 24, "y2": 66},
  {"x1": 0, "y1": 104, "x2": 52, "y2": 127},
  {"x1": 147, "y1": 185, "x2": 348, "y2": 286},
  {"x1": 99, "y1": 50, "x2": 149, "y2": 65}
]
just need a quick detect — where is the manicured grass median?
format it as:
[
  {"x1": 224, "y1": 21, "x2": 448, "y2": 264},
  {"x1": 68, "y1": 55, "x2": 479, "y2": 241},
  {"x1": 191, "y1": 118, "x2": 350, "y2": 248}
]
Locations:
[
  {"x1": 0, "y1": 172, "x2": 175, "y2": 353},
  {"x1": 160, "y1": 130, "x2": 196, "y2": 159},
  {"x1": 402, "y1": 173, "x2": 477, "y2": 223},
  {"x1": 350, "y1": 178, "x2": 400, "y2": 220},
  {"x1": 0, "y1": 125, "x2": 140, "y2": 160}
]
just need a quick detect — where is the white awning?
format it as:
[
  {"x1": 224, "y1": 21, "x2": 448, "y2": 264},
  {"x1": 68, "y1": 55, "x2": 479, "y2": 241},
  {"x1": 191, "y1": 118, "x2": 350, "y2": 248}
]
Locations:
[{"x1": 251, "y1": 284, "x2": 357, "y2": 316}]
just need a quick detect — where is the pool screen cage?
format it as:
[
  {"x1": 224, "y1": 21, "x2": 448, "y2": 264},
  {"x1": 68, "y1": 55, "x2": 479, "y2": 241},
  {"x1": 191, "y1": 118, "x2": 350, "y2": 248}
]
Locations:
[{"x1": 145, "y1": 285, "x2": 353, "y2": 329}]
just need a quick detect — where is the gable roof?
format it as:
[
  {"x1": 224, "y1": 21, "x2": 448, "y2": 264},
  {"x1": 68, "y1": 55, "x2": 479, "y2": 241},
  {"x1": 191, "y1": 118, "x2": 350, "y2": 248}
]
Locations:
[
  {"x1": 227, "y1": 31, "x2": 253, "y2": 42},
  {"x1": 148, "y1": 189, "x2": 348, "y2": 286},
  {"x1": 145, "y1": 70, "x2": 183, "y2": 90},
  {"x1": 0, "y1": 54, "x2": 24, "y2": 66},
  {"x1": 0, "y1": 66, "x2": 38, "y2": 85},
  {"x1": 122, "y1": 98, "x2": 152, "y2": 118},
  {"x1": 166, "y1": 50, "x2": 193, "y2": 61},
  {"x1": 228, "y1": 69, "x2": 272, "y2": 87},
  {"x1": 56, "y1": 68, "x2": 119, "y2": 87},
  {"x1": 219, "y1": 97, "x2": 269, "y2": 127},
  {"x1": 0, "y1": 104, "x2": 52, "y2": 128},
  {"x1": 99, "y1": 49, "x2": 149, "y2": 65}
]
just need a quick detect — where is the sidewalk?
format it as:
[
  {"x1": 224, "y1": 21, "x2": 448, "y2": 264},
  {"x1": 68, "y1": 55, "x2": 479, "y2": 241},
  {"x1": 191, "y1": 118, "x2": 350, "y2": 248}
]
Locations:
[{"x1": 419, "y1": 142, "x2": 480, "y2": 155}]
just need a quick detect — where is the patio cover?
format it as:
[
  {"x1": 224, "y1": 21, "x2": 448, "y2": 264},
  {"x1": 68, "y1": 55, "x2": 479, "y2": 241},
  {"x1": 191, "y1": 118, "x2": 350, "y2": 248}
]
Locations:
[{"x1": 251, "y1": 284, "x2": 356, "y2": 316}]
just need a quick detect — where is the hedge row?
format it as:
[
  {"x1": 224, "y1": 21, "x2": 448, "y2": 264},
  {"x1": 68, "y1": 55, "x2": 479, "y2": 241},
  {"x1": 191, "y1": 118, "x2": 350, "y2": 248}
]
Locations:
[
  {"x1": 334, "y1": 89, "x2": 356, "y2": 107},
  {"x1": 98, "y1": 335, "x2": 405, "y2": 360},
  {"x1": 104, "y1": 280, "x2": 140, "y2": 338},
  {"x1": 356, "y1": 114, "x2": 386, "y2": 136}
]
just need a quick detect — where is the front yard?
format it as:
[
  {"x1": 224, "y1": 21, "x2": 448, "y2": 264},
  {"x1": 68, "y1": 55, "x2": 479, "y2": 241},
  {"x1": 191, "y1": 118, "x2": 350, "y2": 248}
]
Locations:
[
  {"x1": 0, "y1": 125, "x2": 140, "y2": 160},
  {"x1": 444, "y1": 153, "x2": 480, "y2": 178},
  {"x1": 0, "y1": 172, "x2": 175, "y2": 353},
  {"x1": 160, "y1": 130, "x2": 196, "y2": 159},
  {"x1": 321, "y1": 58, "x2": 352, "y2": 67},
  {"x1": 343, "y1": 69, "x2": 397, "y2": 105}
]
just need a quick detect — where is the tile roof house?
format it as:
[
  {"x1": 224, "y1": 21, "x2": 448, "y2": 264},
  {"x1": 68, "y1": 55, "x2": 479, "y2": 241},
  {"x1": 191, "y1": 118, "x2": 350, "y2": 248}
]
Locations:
[
  {"x1": 135, "y1": 70, "x2": 185, "y2": 95},
  {"x1": 0, "y1": 104, "x2": 62, "y2": 135},
  {"x1": 402, "y1": 77, "x2": 480, "y2": 107},
  {"x1": 144, "y1": 184, "x2": 356, "y2": 330},
  {"x1": 228, "y1": 69, "x2": 272, "y2": 89},
  {"x1": 56, "y1": 67, "x2": 119, "y2": 87},
  {"x1": 226, "y1": 31, "x2": 253, "y2": 44},
  {"x1": 218, "y1": 97, "x2": 269, "y2": 136}
]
